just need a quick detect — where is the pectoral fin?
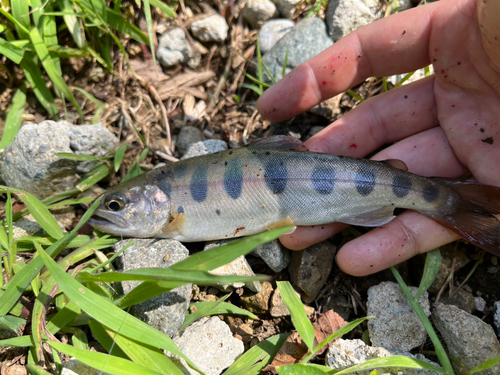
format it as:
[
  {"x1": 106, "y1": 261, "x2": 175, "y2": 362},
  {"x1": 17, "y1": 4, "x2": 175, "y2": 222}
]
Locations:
[
  {"x1": 162, "y1": 213, "x2": 186, "y2": 236},
  {"x1": 266, "y1": 217, "x2": 296, "y2": 234},
  {"x1": 339, "y1": 207, "x2": 396, "y2": 227}
]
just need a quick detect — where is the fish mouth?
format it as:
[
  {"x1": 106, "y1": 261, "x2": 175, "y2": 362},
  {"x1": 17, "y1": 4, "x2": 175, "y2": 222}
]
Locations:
[{"x1": 88, "y1": 209, "x2": 128, "y2": 230}]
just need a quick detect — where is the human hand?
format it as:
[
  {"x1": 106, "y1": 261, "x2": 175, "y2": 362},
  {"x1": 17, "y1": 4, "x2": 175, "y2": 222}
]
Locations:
[{"x1": 256, "y1": 0, "x2": 500, "y2": 276}]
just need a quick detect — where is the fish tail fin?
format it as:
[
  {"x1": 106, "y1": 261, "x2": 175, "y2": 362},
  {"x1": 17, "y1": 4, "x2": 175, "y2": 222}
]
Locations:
[{"x1": 427, "y1": 179, "x2": 500, "y2": 255}]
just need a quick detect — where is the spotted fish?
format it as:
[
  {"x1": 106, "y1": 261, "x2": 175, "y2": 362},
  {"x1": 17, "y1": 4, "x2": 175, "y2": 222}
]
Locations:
[{"x1": 90, "y1": 136, "x2": 500, "y2": 255}]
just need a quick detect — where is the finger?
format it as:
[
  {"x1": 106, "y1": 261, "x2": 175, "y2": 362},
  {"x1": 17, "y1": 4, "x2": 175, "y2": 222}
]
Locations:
[
  {"x1": 335, "y1": 211, "x2": 460, "y2": 276},
  {"x1": 304, "y1": 76, "x2": 438, "y2": 157},
  {"x1": 280, "y1": 126, "x2": 468, "y2": 250},
  {"x1": 257, "y1": 0, "x2": 444, "y2": 121}
]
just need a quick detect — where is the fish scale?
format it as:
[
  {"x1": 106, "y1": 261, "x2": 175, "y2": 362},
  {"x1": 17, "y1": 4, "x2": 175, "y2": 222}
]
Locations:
[{"x1": 90, "y1": 136, "x2": 500, "y2": 256}]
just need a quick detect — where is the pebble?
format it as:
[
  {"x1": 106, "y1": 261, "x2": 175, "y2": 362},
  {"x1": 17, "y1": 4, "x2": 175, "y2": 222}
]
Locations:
[
  {"x1": 288, "y1": 240, "x2": 336, "y2": 302},
  {"x1": 114, "y1": 238, "x2": 192, "y2": 337},
  {"x1": 169, "y1": 316, "x2": 244, "y2": 375},
  {"x1": 261, "y1": 17, "x2": 333, "y2": 84},
  {"x1": 176, "y1": 126, "x2": 204, "y2": 156},
  {"x1": 475, "y1": 296, "x2": 486, "y2": 312},
  {"x1": 190, "y1": 14, "x2": 229, "y2": 42},
  {"x1": 325, "y1": 0, "x2": 377, "y2": 42},
  {"x1": 181, "y1": 140, "x2": 228, "y2": 159},
  {"x1": 269, "y1": 287, "x2": 315, "y2": 317},
  {"x1": 157, "y1": 28, "x2": 200, "y2": 68},
  {"x1": 367, "y1": 281, "x2": 430, "y2": 352},
  {"x1": 258, "y1": 19, "x2": 295, "y2": 54},
  {"x1": 241, "y1": 0, "x2": 278, "y2": 28},
  {"x1": 240, "y1": 281, "x2": 274, "y2": 314},
  {"x1": 0, "y1": 121, "x2": 118, "y2": 199},
  {"x1": 273, "y1": 0, "x2": 301, "y2": 19},
  {"x1": 251, "y1": 239, "x2": 290, "y2": 272},
  {"x1": 433, "y1": 303, "x2": 500, "y2": 375},
  {"x1": 438, "y1": 287, "x2": 476, "y2": 314},
  {"x1": 325, "y1": 339, "x2": 442, "y2": 374},
  {"x1": 3, "y1": 365, "x2": 27, "y2": 375},
  {"x1": 494, "y1": 301, "x2": 500, "y2": 340}
]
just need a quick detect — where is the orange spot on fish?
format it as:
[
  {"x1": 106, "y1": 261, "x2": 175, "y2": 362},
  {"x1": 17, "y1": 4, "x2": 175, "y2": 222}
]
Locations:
[{"x1": 234, "y1": 226, "x2": 245, "y2": 236}]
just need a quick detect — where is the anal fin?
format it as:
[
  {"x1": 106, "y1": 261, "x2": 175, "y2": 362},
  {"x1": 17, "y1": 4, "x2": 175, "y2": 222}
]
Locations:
[
  {"x1": 266, "y1": 216, "x2": 296, "y2": 234},
  {"x1": 339, "y1": 207, "x2": 396, "y2": 227},
  {"x1": 162, "y1": 213, "x2": 186, "y2": 236}
]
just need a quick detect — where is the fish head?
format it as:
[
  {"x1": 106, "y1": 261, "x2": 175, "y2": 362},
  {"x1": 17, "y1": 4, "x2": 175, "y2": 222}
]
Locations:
[{"x1": 90, "y1": 181, "x2": 171, "y2": 237}]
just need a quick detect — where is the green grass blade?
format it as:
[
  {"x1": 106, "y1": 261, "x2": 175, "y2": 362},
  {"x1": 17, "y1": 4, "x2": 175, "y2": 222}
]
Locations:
[
  {"x1": 224, "y1": 333, "x2": 291, "y2": 375},
  {"x1": 0, "y1": 315, "x2": 25, "y2": 330},
  {"x1": 277, "y1": 281, "x2": 315, "y2": 351},
  {"x1": 1, "y1": 81, "x2": 26, "y2": 150},
  {"x1": 37, "y1": 246, "x2": 202, "y2": 373},
  {"x1": 142, "y1": 0, "x2": 158, "y2": 76},
  {"x1": 416, "y1": 248, "x2": 441, "y2": 299},
  {"x1": 20, "y1": 57, "x2": 58, "y2": 117},
  {"x1": 58, "y1": 0, "x2": 87, "y2": 48},
  {"x1": 106, "y1": 8, "x2": 149, "y2": 44},
  {"x1": 10, "y1": 0, "x2": 30, "y2": 38},
  {"x1": 114, "y1": 144, "x2": 128, "y2": 172},
  {"x1": 88, "y1": 319, "x2": 129, "y2": 359},
  {"x1": 395, "y1": 71, "x2": 416, "y2": 87},
  {"x1": 121, "y1": 147, "x2": 149, "y2": 182},
  {"x1": 26, "y1": 364, "x2": 53, "y2": 375},
  {"x1": 49, "y1": 342, "x2": 164, "y2": 375},
  {"x1": 391, "y1": 267, "x2": 453, "y2": 375},
  {"x1": 113, "y1": 281, "x2": 183, "y2": 309},
  {"x1": 29, "y1": 27, "x2": 83, "y2": 120},
  {"x1": 72, "y1": 87, "x2": 103, "y2": 123},
  {"x1": 470, "y1": 355, "x2": 500, "y2": 374},
  {"x1": 72, "y1": 328, "x2": 89, "y2": 349},
  {"x1": 172, "y1": 226, "x2": 294, "y2": 272},
  {"x1": 76, "y1": 163, "x2": 110, "y2": 191},
  {"x1": 282, "y1": 46, "x2": 289, "y2": 80},
  {"x1": 334, "y1": 355, "x2": 444, "y2": 374},
  {"x1": 277, "y1": 364, "x2": 329, "y2": 374},
  {"x1": 346, "y1": 89, "x2": 364, "y2": 102},
  {"x1": 149, "y1": 0, "x2": 176, "y2": 18},
  {"x1": 0, "y1": 37, "x2": 25, "y2": 63}
]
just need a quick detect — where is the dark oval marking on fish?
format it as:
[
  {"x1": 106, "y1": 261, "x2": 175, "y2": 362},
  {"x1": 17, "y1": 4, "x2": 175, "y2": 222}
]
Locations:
[
  {"x1": 156, "y1": 170, "x2": 174, "y2": 197},
  {"x1": 265, "y1": 158, "x2": 287, "y2": 194},
  {"x1": 178, "y1": 206, "x2": 184, "y2": 214},
  {"x1": 173, "y1": 165, "x2": 187, "y2": 178},
  {"x1": 423, "y1": 184, "x2": 439, "y2": 202},
  {"x1": 355, "y1": 168, "x2": 376, "y2": 196},
  {"x1": 190, "y1": 165, "x2": 208, "y2": 202},
  {"x1": 216, "y1": 209, "x2": 221, "y2": 215},
  {"x1": 392, "y1": 175, "x2": 412, "y2": 198},
  {"x1": 311, "y1": 164, "x2": 335, "y2": 195},
  {"x1": 224, "y1": 158, "x2": 243, "y2": 199}
]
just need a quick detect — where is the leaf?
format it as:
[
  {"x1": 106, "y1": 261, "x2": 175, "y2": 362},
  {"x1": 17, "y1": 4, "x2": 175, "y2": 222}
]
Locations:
[
  {"x1": 72, "y1": 87, "x2": 103, "y2": 123},
  {"x1": 416, "y1": 248, "x2": 441, "y2": 299},
  {"x1": 49, "y1": 342, "x2": 165, "y2": 375},
  {"x1": 1, "y1": 83, "x2": 26, "y2": 150},
  {"x1": 58, "y1": 0, "x2": 86, "y2": 48},
  {"x1": 0, "y1": 315, "x2": 25, "y2": 330},
  {"x1": 277, "y1": 281, "x2": 315, "y2": 351},
  {"x1": 106, "y1": 8, "x2": 149, "y2": 44},
  {"x1": 0, "y1": 37, "x2": 25, "y2": 63},
  {"x1": 37, "y1": 246, "x2": 202, "y2": 373},
  {"x1": 334, "y1": 355, "x2": 444, "y2": 374},
  {"x1": 72, "y1": 328, "x2": 89, "y2": 350},
  {"x1": 10, "y1": 0, "x2": 30, "y2": 38},
  {"x1": 277, "y1": 364, "x2": 330, "y2": 375},
  {"x1": 224, "y1": 333, "x2": 291, "y2": 375},
  {"x1": 26, "y1": 364, "x2": 53, "y2": 375},
  {"x1": 470, "y1": 355, "x2": 500, "y2": 374},
  {"x1": 142, "y1": 0, "x2": 157, "y2": 76},
  {"x1": 149, "y1": 0, "x2": 176, "y2": 18},
  {"x1": 114, "y1": 144, "x2": 128, "y2": 172},
  {"x1": 76, "y1": 163, "x2": 110, "y2": 191},
  {"x1": 121, "y1": 148, "x2": 149, "y2": 182}
]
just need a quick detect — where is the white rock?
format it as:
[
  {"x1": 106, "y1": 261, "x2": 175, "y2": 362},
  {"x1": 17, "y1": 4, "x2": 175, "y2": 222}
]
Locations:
[
  {"x1": 273, "y1": 0, "x2": 301, "y2": 19},
  {"x1": 191, "y1": 14, "x2": 229, "y2": 42},
  {"x1": 181, "y1": 140, "x2": 228, "y2": 160},
  {"x1": 157, "y1": 28, "x2": 200, "y2": 68},
  {"x1": 258, "y1": 19, "x2": 295, "y2": 54},
  {"x1": 326, "y1": 0, "x2": 377, "y2": 42},
  {"x1": 242, "y1": 0, "x2": 278, "y2": 28}
]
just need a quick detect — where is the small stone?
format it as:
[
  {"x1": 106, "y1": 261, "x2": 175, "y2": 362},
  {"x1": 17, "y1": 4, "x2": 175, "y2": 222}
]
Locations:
[
  {"x1": 251, "y1": 240, "x2": 290, "y2": 272},
  {"x1": 475, "y1": 297, "x2": 486, "y2": 312},
  {"x1": 325, "y1": 339, "x2": 441, "y2": 374},
  {"x1": 262, "y1": 18, "x2": 333, "y2": 84},
  {"x1": 269, "y1": 287, "x2": 315, "y2": 317},
  {"x1": 4, "y1": 365, "x2": 27, "y2": 375},
  {"x1": 190, "y1": 14, "x2": 229, "y2": 42},
  {"x1": 488, "y1": 266, "x2": 498, "y2": 274},
  {"x1": 12, "y1": 214, "x2": 44, "y2": 241},
  {"x1": 157, "y1": 28, "x2": 200, "y2": 68},
  {"x1": 308, "y1": 93, "x2": 343, "y2": 122},
  {"x1": 181, "y1": 140, "x2": 228, "y2": 160},
  {"x1": 494, "y1": 301, "x2": 500, "y2": 340},
  {"x1": 169, "y1": 316, "x2": 244, "y2": 375},
  {"x1": 289, "y1": 241, "x2": 336, "y2": 302},
  {"x1": 242, "y1": 0, "x2": 278, "y2": 29},
  {"x1": 115, "y1": 238, "x2": 191, "y2": 337},
  {"x1": 273, "y1": 0, "x2": 301, "y2": 18},
  {"x1": 439, "y1": 287, "x2": 476, "y2": 314},
  {"x1": 367, "y1": 281, "x2": 430, "y2": 351},
  {"x1": 433, "y1": 303, "x2": 500, "y2": 375},
  {"x1": 176, "y1": 126, "x2": 204, "y2": 156},
  {"x1": 258, "y1": 19, "x2": 295, "y2": 54},
  {"x1": 325, "y1": 0, "x2": 377, "y2": 42},
  {"x1": 240, "y1": 281, "x2": 273, "y2": 314}
]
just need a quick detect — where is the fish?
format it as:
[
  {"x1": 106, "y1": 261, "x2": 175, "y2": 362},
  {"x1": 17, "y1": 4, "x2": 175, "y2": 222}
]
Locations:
[{"x1": 89, "y1": 136, "x2": 500, "y2": 255}]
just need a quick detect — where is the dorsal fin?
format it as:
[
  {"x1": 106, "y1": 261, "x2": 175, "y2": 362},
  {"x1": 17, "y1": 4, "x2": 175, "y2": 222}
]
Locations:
[
  {"x1": 249, "y1": 135, "x2": 309, "y2": 151},
  {"x1": 381, "y1": 159, "x2": 408, "y2": 171}
]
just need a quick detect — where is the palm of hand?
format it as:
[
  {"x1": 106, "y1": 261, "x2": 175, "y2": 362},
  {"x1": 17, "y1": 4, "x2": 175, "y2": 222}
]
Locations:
[{"x1": 256, "y1": 0, "x2": 500, "y2": 276}]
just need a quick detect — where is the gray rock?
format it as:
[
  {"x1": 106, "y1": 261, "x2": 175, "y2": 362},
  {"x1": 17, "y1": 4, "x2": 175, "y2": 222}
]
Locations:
[
  {"x1": 325, "y1": 0, "x2": 376, "y2": 42},
  {"x1": 240, "y1": 281, "x2": 274, "y2": 314},
  {"x1": 66, "y1": 123, "x2": 118, "y2": 173},
  {"x1": 434, "y1": 303, "x2": 500, "y2": 375},
  {"x1": 115, "y1": 238, "x2": 191, "y2": 337},
  {"x1": 204, "y1": 240, "x2": 262, "y2": 293},
  {"x1": 261, "y1": 18, "x2": 333, "y2": 84},
  {"x1": 494, "y1": 301, "x2": 500, "y2": 340},
  {"x1": 438, "y1": 287, "x2": 476, "y2": 314},
  {"x1": 0, "y1": 121, "x2": 118, "y2": 199},
  {"x1": 13, "y1": 214, "x2": 44, "y2": 241},
  {"x1": 242, "y1": 0, "x2": 278, "y2": 29},
  {"x1": 258, "y1": 19, "x2": 295, "y2": 54},
  {"x1": 157, "y1": 28, "x2": 200, "y2": 68},
  {"x1": 181, "y1": 140, "x2": 228, "y2": 160},
  {"x1": 251, "y1": 240, "x2": 290, "y2": 272},
  {"x1": 367, "y1": 281, "x2": 430, "y2": 351},
  {"x1": 176, "y1": 126, "x2": 204, "y2": 156},
  {"x1": 476, "y1": 296, "x2": 487, "y2": 312},
  {"x1": 62, "y1": 358, "x2": 111, "y2": 375},
  {"x1": 325, "y1": 339, "x2": 442, "y2": 374},
  {"x1": 169, "y1": 316, "x2": 244, "y2": 375},
  {"x1": 289, "y1": 241, "x2": 336, "y2": 302},
  {"x1": 273, "y1": 0, "x2": 301, "y2": 19},
  {"x1": 190, "y1": 14, "x2": 229, "y2": 42}
]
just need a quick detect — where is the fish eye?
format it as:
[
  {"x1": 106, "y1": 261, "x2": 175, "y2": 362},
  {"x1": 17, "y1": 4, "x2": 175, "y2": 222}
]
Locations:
[{"x1": 105, "y1": 197, "x2": 125, "y2": 212}]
